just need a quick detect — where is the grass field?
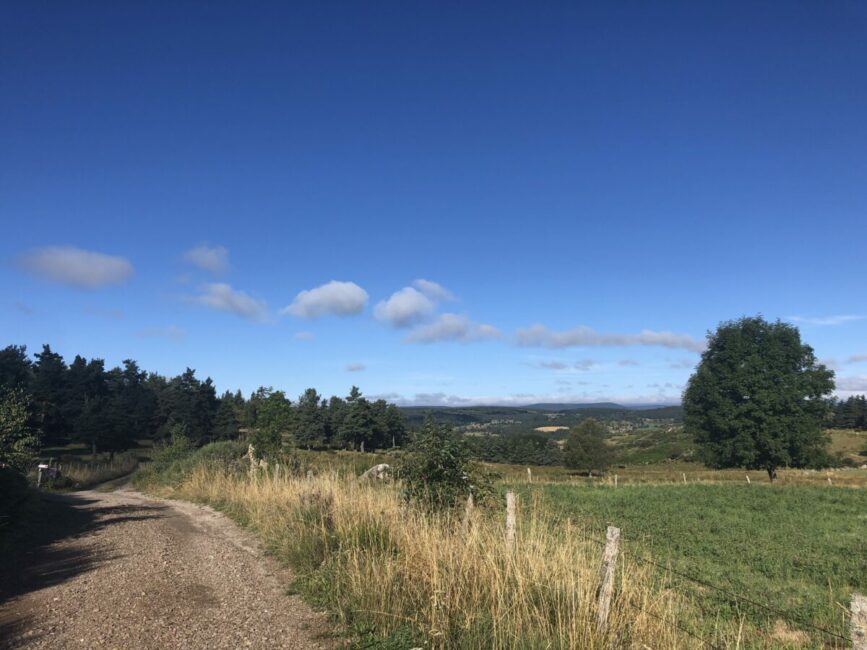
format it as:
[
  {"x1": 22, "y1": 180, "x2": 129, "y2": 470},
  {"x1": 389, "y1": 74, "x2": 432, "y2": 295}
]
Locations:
[{"x1": 520, "y1": 482, "x2": 867, "y2": 647}]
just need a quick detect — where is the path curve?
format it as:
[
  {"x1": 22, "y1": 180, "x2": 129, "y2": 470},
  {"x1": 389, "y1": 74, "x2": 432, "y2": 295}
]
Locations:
[{"x1": 0, "y1": 488, "x2": 335, "y2": 649}]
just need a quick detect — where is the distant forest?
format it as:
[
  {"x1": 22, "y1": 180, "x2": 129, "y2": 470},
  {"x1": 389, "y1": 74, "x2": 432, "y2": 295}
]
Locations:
[
  {"x1": 0, "y1": 344, "x2": 407, "y2": 454},
  {"x1": 832, "y1": 395, "x2": 867, "y2": 430}
]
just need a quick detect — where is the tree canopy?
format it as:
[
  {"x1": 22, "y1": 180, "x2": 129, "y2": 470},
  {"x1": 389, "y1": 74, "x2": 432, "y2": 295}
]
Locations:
[
  {"x1": 563, "y1": 418, "x2": 612, "y2": 473},
  {"x1": 683, "y1": 316, "x2": 835, "y2": 480}
]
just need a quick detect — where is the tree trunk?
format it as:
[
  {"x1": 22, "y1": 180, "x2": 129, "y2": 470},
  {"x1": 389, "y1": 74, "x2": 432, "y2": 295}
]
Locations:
[{"x1": 766, "y1": 466, "x2": 777, "y2": 482}]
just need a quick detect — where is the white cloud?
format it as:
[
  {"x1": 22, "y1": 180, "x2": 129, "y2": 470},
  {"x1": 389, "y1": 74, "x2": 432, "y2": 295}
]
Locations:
[
  {"x1": 618, "y1": 359, "x2": 640, "y2": 367},
  {"x1": 346, "y1": 363, "x2": 366, "y2": 372},
  {"x1": 374, "y1": 287, "x2": 436, "y2": 327},
  {"x1": 515, "y1": 324, "x2": 705, "y2": 353},
  {"x1": 183, "y1": 244, "x2": 229, "y2": 275},
  {"x1": 837, "y1": 376, "x2": 867, "y2": 392},
  {"x1": 788, "y1": 314, "x2": 865, "y2": 326},
  {"x1": 194, "y1": 283, "x2": 268, "y2": 322},
  {"x1": 294, "y1": 331, "x2": 315, "y2": 341},
  {"x1": 404, "y1": 313, "x2": 501, "y2": 343},
  {"x1": 138, "y1": 325, "x2": 186, "y2": 341},
  {"x1": 413, "y1": 279, "x2": 456, "y2": 302},
  {"x1": 847, "y1": 353, "x2": 867, "y2": 364},
  {"x1": 282, "y1": 281, "x2": 368, "y2": 319},
  {"x1": 19, "y1": 246, "x2": 133, "y2": 289}
]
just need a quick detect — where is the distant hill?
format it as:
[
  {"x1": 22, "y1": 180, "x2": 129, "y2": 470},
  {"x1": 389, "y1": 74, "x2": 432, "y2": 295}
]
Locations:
[
  {"x1": 523, "y1": 402, "x2": 623, "y2": 411},
  {"x1": 524, "y1": 402, "x2": 678, "y2": 411},
  {"x1": 399, "y1": 403, "x2": 683, "y2": 432}
]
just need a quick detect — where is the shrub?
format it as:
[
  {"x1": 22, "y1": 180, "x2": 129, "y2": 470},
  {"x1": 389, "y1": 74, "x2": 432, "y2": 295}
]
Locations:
[{"x1": 397, "y1": 419, "x2": 492, "y2": 510}]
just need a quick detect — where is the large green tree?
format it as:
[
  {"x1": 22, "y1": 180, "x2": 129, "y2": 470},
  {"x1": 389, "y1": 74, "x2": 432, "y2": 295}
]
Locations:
[
  {"x1": 563, "y1": 418, "x2": 612, "y2": 474},
  {"x1": 684, "y1": 316, "x2": 835, "y2": 481},
  {"x1": 251, "y1": 388, "x2": 294, "y2": 459}
]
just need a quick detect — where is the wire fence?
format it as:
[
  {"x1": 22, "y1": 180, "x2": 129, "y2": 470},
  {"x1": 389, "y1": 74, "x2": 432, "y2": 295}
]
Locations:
[{"x1": 568, "y1": 524, "x2": 853, "y2": 646}]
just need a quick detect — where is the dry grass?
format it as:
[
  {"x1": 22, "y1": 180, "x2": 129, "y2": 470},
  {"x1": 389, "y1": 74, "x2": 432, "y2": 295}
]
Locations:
[
  {"x1": 59, "y1": 452, "x2": 139, "y2": 488},
  {"x1": 156, "y1": 466, "x2": 703, "y2": 649}
]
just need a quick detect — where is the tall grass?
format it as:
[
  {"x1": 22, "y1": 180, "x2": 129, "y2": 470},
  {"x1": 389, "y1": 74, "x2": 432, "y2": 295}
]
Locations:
[
  {"x1": 55, "y1": 452, "x2": 139, "y2": 488},
  {"x1": 151, "y1": 460, "x2": 698, "y2": 648}
]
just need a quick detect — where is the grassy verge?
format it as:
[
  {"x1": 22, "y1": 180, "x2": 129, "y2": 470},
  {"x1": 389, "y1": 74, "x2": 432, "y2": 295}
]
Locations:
[
  {"x1": 532, "y1": 482, "x2": 866, "y2": 647},
  {"x1": 134, "y1": 443, "x2": 693, "y2": 649}
]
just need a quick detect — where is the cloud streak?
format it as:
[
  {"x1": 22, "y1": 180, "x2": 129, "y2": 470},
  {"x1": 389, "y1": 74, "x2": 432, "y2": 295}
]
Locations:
[
  {"x1": 137, "y1": 325, "x2": 186, "y2": 341},
  {"x1": 283, "y1": 281, "x2": 368, "y2": 319},
  {"x1": 404, "y1": 313, "x2": 501, "y2": 344},
  {"x1": 516, "y1": 324, "x2": 705, "y2": 352},
  {"x1": 183, "y1": 244, "x2": 229, "y2": 275},
  {"x1": 194, "y1": 283, "x2": 268, "y2": 322},
  {"x1": 413, "y1": 279, "x2": 456, "y2": 302},
  {"x1": 346, "y1": 363, "x2": 366, "y2": 372},
  {"x1": 19, "y1": 246, "x2": 133, "y2": 289},
  {"x1": 788, "y1": 314, "x2": 865, "y2": 326}
]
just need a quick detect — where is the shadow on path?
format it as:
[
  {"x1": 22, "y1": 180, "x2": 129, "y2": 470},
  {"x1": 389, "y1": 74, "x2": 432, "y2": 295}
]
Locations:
[{"x1": 0, "y1": 492, "x2": 167, "y2": 604}]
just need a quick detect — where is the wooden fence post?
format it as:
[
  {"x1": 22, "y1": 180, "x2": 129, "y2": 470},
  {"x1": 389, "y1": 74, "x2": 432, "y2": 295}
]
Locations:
[
  {"x1": 596, "y1": 525, "x2": 621, "y2": 633},
  {"x1": 746, "y1": 475, "x2": 751, "y2": 484},
  {"x1": 527, "y1": 467, "x2": 532, "y2": 483},
  {"x1": 462, "y1": 493, "x2": 474, "y2": 533},
  {"x1": 505, "y1": 491, "x2": 516, "y2": 547},
  {"x1": 852, "y1": 593, "x2": 866, "y2": 650},
  {"x1": 682, "y1": 472, "x2": 687, "y2": 484},
  {"x1": 614, "y1": 474, "x2": 618, "y2": 488}
]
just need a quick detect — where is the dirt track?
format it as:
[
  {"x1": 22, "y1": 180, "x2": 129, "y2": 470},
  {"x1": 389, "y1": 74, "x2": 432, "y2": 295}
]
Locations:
[{"x1": 0, "y1": 488, "x2": 335, "y2": 649}]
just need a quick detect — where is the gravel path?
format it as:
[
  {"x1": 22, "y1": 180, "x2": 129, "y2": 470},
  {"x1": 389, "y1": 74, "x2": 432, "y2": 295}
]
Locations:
[{"x1": 0, "y1": 488, "x2": 336, "y2": 649}]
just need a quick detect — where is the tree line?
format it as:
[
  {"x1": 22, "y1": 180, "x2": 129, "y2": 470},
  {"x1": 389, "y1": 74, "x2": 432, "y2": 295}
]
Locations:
[
  {"x1": 831, "y1": 395, "x2": 867, "y2": 430},
  {"x1": 0, "y1": 344, "x2": 407, "y2": 459}
]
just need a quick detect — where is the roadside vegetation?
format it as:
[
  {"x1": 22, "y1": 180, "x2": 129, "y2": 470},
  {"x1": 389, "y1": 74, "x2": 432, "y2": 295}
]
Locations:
[{"x1": 134, "y1": 438, "x2": 691, "y2": 649}]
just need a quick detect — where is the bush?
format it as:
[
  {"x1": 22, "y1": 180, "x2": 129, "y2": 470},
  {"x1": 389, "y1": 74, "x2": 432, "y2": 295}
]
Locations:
[{"x1": 397, "y1": 419, "x2": 492, "y2": 510}]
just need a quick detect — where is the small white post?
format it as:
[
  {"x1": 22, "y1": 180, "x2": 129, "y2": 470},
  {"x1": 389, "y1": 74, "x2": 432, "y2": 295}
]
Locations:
[
  {"x1": 360, "y1": 441, "x2": 365, "y2": 453},
  {"x1": 852, "y1": 593, "x2": 866, "y2": 650},
  {"x1": 596, "y1": 525, "x2": 621, "y2": 633},
  {"x1": 614, "y1": 474, "x2": 618, "y2": 488},
  {"x1": 827, "y1": 477, "x2": 833, "y2": 486},
  {"x1": 746, "y1": 475, "x2": 751, "y2": 484},
  {"x1": 505, "y1": 491, "x2": 516, "y2": 547},
  {"x1": 37, "y1": 467, "x2": 43, "y2": 488},
  {"x1": 462, "y1": 493, "x2": 474, "y2": 533},
  {"x1": 682, "y1": 472, "x2": 687, "y2": 484},
  {"x1": 247, "y1": 444, "x2": 257, "y2": 478},
  {"x1": 527, "y1": 467, "x2": 532, "y2": 483}
]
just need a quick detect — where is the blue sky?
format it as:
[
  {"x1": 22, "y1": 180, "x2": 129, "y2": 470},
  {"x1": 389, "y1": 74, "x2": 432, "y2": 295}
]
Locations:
[{"x1": 2, "y1": 2, "x2": 866, "y2": 405}]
